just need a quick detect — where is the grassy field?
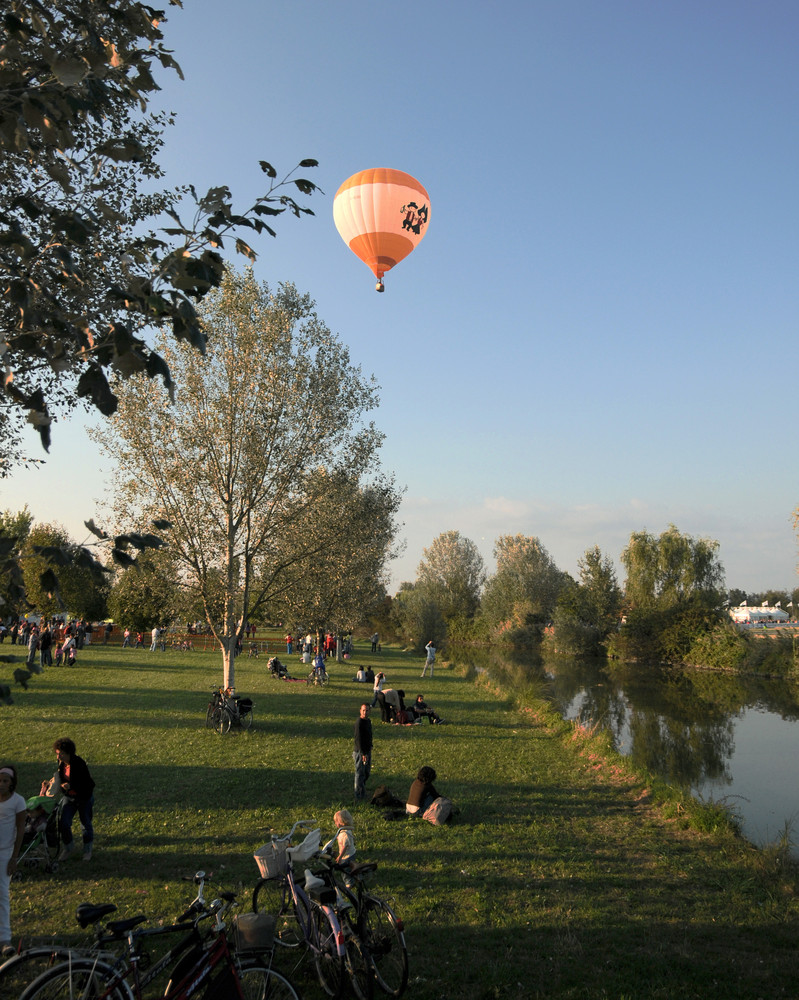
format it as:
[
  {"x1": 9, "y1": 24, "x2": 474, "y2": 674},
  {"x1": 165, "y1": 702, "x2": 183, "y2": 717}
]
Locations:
[{"x1": 2, "y1": 637, "x2": 799, "y2": 999}]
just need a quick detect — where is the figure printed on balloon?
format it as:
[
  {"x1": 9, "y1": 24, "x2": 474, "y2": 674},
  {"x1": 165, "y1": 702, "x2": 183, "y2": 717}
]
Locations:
[{"x1": 401, "y1": 201, "x2": 428, "y2": 235}]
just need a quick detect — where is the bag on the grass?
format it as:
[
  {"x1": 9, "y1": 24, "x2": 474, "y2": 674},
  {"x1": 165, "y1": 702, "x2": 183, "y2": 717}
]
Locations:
[
  {"x1": 422, "y1": 796, "x2": 453, "y2": 826},
  {"x1": 370, "y1": 784, "x2": 403, "y2": 808}
]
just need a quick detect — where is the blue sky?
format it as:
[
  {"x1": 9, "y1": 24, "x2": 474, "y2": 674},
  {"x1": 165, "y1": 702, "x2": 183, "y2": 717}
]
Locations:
[{"x1": 6, "y1": 0, "x2": 799, "y2": 595}]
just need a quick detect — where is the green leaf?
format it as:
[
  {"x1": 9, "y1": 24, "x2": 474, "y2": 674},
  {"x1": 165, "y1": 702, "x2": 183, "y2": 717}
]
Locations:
[{"x1": 51, "y1": 56, "x2": 88, "y2": 85}]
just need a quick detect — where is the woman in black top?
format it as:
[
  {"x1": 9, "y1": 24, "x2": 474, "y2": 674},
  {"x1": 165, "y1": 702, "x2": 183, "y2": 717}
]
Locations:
[{"x1": 54, "y1": 737, "x2": 95, "y2": 861}]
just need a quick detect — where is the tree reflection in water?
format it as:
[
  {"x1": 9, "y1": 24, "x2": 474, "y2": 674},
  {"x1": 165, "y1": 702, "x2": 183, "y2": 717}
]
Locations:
[{"x1": 455, "y1": 645, "x2": 799, "y2": 844}]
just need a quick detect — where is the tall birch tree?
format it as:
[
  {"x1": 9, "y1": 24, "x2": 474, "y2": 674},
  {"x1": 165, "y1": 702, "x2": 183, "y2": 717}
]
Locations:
[{"x1": 95, "y1": 268, "x2": 396, "y2": 688}]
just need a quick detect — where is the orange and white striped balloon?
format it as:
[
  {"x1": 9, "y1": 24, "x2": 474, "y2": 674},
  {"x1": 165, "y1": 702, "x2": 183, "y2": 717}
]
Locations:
[{"x1": 333, "y1": 168, "x2": 430, "y2": 291}]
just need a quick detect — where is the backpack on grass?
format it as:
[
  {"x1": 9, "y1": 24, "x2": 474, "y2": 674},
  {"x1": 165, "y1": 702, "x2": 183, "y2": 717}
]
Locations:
[{"x1": 423, "y1": 796, "x2": 453, "y2": 826}]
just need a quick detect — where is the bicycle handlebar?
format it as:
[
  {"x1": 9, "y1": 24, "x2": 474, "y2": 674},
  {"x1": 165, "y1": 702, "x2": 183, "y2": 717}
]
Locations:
[{"x1": 271, "y1": 818, "x2": 317, "y2": 844}]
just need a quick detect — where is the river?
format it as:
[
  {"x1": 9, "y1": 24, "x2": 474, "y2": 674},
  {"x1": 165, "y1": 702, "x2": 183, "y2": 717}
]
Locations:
[{"x1": 456, "y1": 647, "x2": 799, "y2": 857}]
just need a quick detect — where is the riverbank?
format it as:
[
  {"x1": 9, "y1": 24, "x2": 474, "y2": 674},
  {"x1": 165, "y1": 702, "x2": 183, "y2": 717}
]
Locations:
[{"x1": 3, "y1": 643, "x2": 799, "y2": 998}]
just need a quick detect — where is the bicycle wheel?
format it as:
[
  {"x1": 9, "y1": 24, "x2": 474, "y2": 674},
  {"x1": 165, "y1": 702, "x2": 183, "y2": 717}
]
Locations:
[
  {"x1": 361, "y1": 897, "x2": 408, "y2": 998},
  {"x1": 205, "y1": 702, "x2": 215, "y2": 727},
  {"x1": 342, "y1": 919, "x2": 374, "y2": 1000},
  {"x1": 252, "y1": 878, "x2": 302, "y2": 947},
  {"x1": 240, "y1": 708, "x2": 254, "y2": 730},
  {"x1": 238, "y1": 960, "x2": 302, "y2": 1000},
  {"x1": 19, "y1": 957, "x2": 129, "y2": 1000},
  {"x1": 0, "y1": 947, "x2": 79, "y2": 1000},
  {"x1": 212, "y1": 707, "x2": 232, "y2": 734},
  {"x1": 310, "y1": 903, "x2": 346, "y2": 999}
]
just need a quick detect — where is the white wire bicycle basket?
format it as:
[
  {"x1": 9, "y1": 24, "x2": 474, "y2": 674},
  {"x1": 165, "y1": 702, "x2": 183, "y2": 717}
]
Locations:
[{"x1": 254, "y1": 841, "x2": 289, "y2": 878}]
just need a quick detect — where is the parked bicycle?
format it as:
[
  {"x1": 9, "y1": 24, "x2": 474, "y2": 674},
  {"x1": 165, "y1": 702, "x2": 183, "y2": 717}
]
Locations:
[
  {"x1": 319, "y1": 858, "x2": 408, "y2": 999},
  {"x1": 251, "y1": 820, "x2": 367, "y2": 999},
  {"x1": 0, "y1": 900, "x2": 123, "y2": 999},
  {"x1": 306, "y1": 658, "x2": 329, "y2": 687},
  {"x1": 205, "y1": 686, "x2": 254, "y2": 733},
  {"x1": 17, "y1": 871, "x2": 300, "y2": 1000}
]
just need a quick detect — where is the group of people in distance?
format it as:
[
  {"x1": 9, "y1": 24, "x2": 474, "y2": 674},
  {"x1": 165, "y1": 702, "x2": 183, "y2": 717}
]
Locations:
[{"x1": 365, "y1": 669, "x2": 443, "y2": 725}]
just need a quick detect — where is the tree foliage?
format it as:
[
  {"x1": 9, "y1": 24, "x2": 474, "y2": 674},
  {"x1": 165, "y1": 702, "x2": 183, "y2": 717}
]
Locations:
[
  {"x1": 480, "y1": 534, "x2": 567, "y2": 641},
  {"x1": 547, "y1": 546, "x2": 621, "y2": 656},
  {"x1": 0, "y1": 506, "x2": 33, "y2": 613},
  {"x1": 269, "y1": 471, "x2": 400, "y2": 641},
  {"x1": 577, "y1": 545, "x2": 622, "y2": 637},
  {"x1": 107, "y1": 547, "x2": 183, "y2": 631},
  {"x1": 414, "y1": 530, "x2": 485, "y2": 622},
  {"x1": 391, "y1": 581, "x2": 447, "y2": 654},
  {"x1": 0, "y1": 0, "x2": 318, "y2": 470},
  {"x1": 621, "y1": 524, "x2": 725, "y2": 611},
  {"x1": 94, "y1": 267, "x2": 398, "y2": 687},
  {"x1": 20, "y1": 521, "x2": 108, "y2": 618}
]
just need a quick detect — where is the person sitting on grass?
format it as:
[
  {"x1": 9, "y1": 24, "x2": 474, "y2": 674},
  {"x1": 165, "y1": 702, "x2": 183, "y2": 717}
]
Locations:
[
  {"x1": 406, "y1": 765, "x2": 441, "y2": 816},
  {"x1": 409, "y1": 694, "x2": 443, "y2": 725}
]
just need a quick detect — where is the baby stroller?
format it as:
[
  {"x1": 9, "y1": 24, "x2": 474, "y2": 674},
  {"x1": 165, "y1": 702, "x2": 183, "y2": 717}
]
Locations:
[
  {"x1": 16, "y1": 794, "x2": 62, "y2": 875},
  {"x1": 267, "y1": 656, "x2": 289, "y2": 679}
]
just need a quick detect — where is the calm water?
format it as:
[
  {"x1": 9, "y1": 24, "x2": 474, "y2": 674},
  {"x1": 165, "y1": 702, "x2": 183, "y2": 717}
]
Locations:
[{"x1": 458, "y1": 647, "x2": 799, "y2": 856}]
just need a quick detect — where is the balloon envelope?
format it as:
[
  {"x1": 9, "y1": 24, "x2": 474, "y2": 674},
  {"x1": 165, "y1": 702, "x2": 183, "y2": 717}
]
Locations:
[{"x1": 333, "y1": 168, "x2": 430, "y2": 286}]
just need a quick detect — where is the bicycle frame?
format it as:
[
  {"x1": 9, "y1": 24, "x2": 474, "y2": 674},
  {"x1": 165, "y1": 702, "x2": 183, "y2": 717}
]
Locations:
[{"x1": 284, "y1": 865, "x2": 345, "y2": 960}]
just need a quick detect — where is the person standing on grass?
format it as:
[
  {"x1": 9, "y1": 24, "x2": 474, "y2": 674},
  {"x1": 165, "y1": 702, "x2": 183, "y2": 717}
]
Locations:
[
  {"x1": 353, "y1": 704, "x2": 373, "y2": 802},
  {"x1": 421, "y1": 640, "x2": 436, "y2": 677},
  {"x1": 54, "y1": 738, "x2": 95, "y2": 862},
  {"x1": 39, "y1": 624, "x2": 53, "y2": 667},
  {"x1": 0, "y1": 765, "x2": 26, "y2": 957}
]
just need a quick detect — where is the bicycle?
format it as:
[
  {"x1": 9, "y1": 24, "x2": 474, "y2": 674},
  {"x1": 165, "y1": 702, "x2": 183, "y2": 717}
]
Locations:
[
  {"x1": 0, "y1": 901, "x2": 124, "y2": 999},
  {"x1": 306, "y1": 661, "x2": 329, "y2": 687},
  {"x1": 321, "y1": 859, "x2": 408, "y2": 999},
  {"x1": 251, "y1": 820, "x2": 357, "y2": 999},
  {"x1": 205, "y1": 686, "x2": 254, "y2": 733},
  {"x1": 3, "y1": 874, "x2": 219, "y2": 992},
  {"x1": 18, "y1": 872, "x2": 300, "y2": 1000}
]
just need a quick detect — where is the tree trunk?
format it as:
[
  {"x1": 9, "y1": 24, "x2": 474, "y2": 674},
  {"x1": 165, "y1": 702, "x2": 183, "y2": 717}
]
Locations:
[{"x1": 223, "y1": 636, "x2": 235, "y2": 690}]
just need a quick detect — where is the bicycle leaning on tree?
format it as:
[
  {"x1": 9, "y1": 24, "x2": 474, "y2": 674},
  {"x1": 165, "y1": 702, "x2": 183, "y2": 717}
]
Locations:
[{"x1": 205, "y1": 685, "x2": 254, "y2": 733}]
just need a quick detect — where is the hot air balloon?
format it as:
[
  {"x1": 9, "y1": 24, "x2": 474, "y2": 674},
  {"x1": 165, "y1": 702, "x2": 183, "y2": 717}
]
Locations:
[{"x1": 333, "y1": 168, "x2": 430, "y2": 292}]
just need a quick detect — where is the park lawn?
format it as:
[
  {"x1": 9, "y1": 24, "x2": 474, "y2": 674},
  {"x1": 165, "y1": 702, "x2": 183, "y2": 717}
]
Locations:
[{"x1": 2, "y1": 639, "x2": 799, "y2": 1000}]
